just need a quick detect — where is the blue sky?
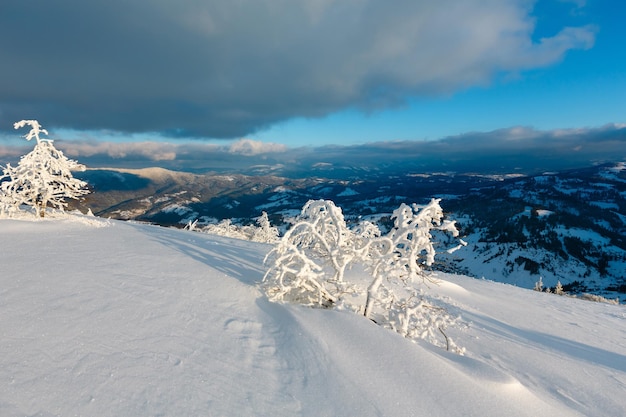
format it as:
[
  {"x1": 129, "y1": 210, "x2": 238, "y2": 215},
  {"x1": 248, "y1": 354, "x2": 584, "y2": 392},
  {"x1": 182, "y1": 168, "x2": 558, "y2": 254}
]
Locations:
[{"x1": 0, "y1": 0, "x2": 624, "y2": 157}]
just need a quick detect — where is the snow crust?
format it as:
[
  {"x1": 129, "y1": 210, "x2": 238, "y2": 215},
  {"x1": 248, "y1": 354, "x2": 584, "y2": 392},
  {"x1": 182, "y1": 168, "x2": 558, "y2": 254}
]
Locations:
[{"x1": 1, "y1": 216, "x2": 625, "y2": 416}]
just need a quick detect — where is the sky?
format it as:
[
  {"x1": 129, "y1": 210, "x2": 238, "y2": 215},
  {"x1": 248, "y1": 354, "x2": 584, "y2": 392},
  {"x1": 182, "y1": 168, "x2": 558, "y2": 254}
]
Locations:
[{"x1": 0, "y1": 0, "x2": 625, "y2": 169}]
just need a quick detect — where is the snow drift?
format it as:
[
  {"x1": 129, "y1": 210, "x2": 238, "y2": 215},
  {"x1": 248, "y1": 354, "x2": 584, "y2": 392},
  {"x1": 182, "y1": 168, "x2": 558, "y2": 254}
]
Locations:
[{"x1": 1, "y1": 215, "x2": 624, "y2": 416}]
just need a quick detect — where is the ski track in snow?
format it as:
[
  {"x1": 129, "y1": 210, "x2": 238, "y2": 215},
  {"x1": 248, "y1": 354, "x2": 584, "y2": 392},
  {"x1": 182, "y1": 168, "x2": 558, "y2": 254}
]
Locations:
[{"x1": 1, "y1": 215, "x2": 625, "y2": 416}]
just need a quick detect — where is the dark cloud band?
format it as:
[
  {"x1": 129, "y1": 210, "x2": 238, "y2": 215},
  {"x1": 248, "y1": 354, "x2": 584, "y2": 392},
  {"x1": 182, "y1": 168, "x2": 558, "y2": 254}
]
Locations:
[{"x1": 0, "y1": 1, "x2": 595, "y2": 138}]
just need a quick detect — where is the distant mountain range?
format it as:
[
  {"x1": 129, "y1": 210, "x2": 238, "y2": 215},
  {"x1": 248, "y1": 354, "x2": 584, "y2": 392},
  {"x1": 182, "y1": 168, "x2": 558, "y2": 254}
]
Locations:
[
  {"x1": 438, "y1": 163, "x2": 626, "y2": 299},
  {"x1": 72, "y1": 162, "x2": 626, "y2": 301}
]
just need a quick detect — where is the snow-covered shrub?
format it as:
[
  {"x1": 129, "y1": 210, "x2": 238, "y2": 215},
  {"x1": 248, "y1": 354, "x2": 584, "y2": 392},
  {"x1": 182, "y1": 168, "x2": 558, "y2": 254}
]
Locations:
[
  {"x1": 359, "y1": 199, "x2": 463, "y2": 351},
  {"x1": 577, "y1": 293, "x2": 619, "y2": 305},
  {"x1": 386, "y1": 200, "x2": 459, "y2": 280},
  {"x1": 288, "y1": 199, "x2": 357, "y2": 283},
  {"x1": 386, "y1": 289, "x2": 464, "y2": 354},
  {"x1": 194, "y1": 212, "x2": 280, "y2": 243},
  {"x1": 363, "y1": 199, "x2": 459, "y2": 318},
  {"x1": 0, "y1": 190, "x2": 17, "y2": 217},
  {"x1": 1, "y1": 120, "x2": 89, "y2": 217},
  {"x1": 536, "y1": 279, "x2": 619, "y2": 304},
  {"x1": 554, "y1": 280, "x2": 564, "y2": 295},
  {"x1": 250, "y1": 211, "x2": 280, "y2": 243},
  {"x1": 262, "y1": 198, "x2": 464, "y2": 352},
  {"x1": 262, "y1": 200, "x2": 359, "y2": 307},
  {"x1": 201, "y1": 218, "x2": 251, "y2": 240},
  {"x1": 184, "y1": 219, "x2": 199, "y2": 231},
  {"x1": 262, "y1": 236, "x2": 336, "y2": 307}
]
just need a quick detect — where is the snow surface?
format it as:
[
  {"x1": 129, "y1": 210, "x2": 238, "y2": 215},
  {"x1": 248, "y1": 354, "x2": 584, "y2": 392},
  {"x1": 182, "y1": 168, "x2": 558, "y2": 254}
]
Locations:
[
  {"x1": 1, "y1": 215, "x2": 625, "y2": 416},
  {"x1": 336, "y1": 187, "x2": 359, "y2": 197}
]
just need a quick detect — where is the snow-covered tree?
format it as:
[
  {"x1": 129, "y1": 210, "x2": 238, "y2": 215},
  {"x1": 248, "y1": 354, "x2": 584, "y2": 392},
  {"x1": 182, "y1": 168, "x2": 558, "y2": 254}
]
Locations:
[{"x1": 1, "y1": 120, "x2": 90, "y2": 217}]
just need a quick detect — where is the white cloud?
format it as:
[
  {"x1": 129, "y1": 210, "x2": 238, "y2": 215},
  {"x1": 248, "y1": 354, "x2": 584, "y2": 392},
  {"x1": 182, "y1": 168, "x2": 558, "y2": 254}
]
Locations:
[
  {"x1": 52, "y1": 138, "x2": 289, "y2": 165},
  {"x1": 228, "y1": 139, "x2": 287, "y2": 156},
  {"x1": 58, "y1": 141, "x2": 178, "y2": 161},
  {"x1": 0, "y1": 145, "x2": 28, "y2": 160}
]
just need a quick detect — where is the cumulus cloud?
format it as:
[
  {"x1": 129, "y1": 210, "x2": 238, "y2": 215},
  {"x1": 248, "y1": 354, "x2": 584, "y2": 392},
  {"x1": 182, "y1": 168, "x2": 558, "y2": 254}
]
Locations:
[{"x1": 0, "y1": 0, "x2": 596, "y2": 138}]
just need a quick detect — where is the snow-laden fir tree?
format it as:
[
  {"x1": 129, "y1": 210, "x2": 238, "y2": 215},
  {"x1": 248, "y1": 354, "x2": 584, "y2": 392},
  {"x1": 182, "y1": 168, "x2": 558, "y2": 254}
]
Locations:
[{"x1": 1, "y1": 120, "x2": 90, "y2": 217}]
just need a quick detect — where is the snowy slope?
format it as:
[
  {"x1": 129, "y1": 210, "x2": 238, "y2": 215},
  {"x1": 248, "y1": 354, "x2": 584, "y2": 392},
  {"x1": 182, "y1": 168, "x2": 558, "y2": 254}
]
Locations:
[{"x1": 1, "y1": 215, "x2": 625, "y2": 416}]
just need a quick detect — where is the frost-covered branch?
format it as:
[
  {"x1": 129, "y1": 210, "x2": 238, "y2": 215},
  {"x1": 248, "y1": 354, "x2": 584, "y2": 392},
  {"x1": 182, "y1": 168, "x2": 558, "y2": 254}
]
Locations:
[{"x1": 14, "y1": 120, "x2": 49, "y2": 144}]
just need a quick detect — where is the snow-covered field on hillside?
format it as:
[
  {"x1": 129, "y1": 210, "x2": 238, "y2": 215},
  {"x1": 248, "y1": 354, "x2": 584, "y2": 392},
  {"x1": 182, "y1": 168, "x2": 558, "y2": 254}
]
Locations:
[{"x1": 1, "y1": 214, "x2": 625, "y2": 416}]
